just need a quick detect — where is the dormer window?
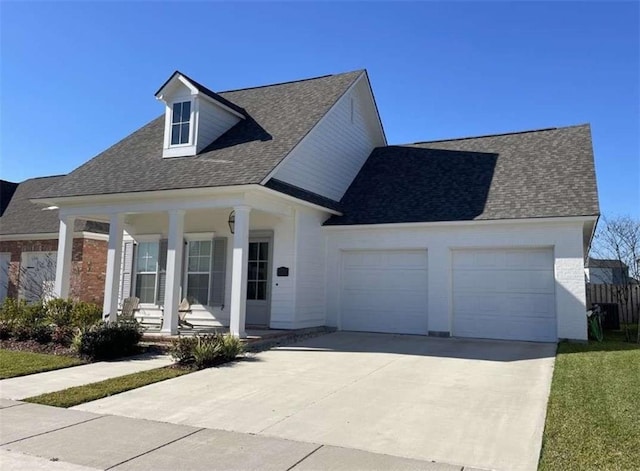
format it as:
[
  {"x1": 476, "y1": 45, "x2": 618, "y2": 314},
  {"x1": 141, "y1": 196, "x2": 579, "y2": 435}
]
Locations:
[
  {"x1": 171, "y1": 101, "x2": 191, "y2": 145},
  {"x1": 156, "y1": 71, "x2": 246, "y2": 158}
]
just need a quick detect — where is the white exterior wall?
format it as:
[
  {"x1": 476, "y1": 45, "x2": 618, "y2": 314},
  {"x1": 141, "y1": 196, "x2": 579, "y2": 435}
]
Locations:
[
  {"x1": 325, "y1": 220, "x2": 589, "y2": 341},
  {"x1": 293, "y1": 208, "x2": 328, "y2": 328},
  {"x1": 273, "y1": 76, "x2": 386, "y2": 201},
  {"x1": 196, "y1": 98, "x2": 241, "y2": 153}
]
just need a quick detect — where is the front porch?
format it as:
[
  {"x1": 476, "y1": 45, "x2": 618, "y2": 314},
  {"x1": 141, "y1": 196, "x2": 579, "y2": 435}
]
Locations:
[{"x1": 49, "y1": 187, "x2": 323, "y2": 337}]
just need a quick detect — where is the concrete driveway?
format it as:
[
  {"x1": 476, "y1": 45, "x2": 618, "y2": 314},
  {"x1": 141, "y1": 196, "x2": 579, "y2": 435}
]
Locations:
[{"x1": 74, "y1": 332, "x2": 556, "y2": 471}]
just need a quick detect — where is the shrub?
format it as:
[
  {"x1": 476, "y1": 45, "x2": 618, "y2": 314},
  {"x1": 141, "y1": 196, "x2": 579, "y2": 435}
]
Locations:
[
  {"x1": 52, "y1": 325, "x2": 75, "y2": 346},
  {"x1": 0, "y1": 321, "x2": 13, "y2": 339},
  {"x1": 0, "y1": 297, "x2": 28, "y2": 324},
  {"x1": 13, "y1": 324, "x2": 32, "y2": 341},
  {"x1": 19, "y1": 304, "x2": 47, "y2": 329},
  {"x1": 74, "y1": 320, "x2": 142, "y2": 360},
  {"x1": 31, "y1": 324, "x2": 53, "y2": 344},
  {"x1": 169, "y1": 336, "x2": 199, "y2": 364},
  {"x1": 45, "y1": 298, "x2": 75, "y2": 327},
  {"x1": 170, "y1": 333, "x2": 243, "y2": 368},
  {"x1": 71, "y1": 302, "x2": 103, "y2": 329}
]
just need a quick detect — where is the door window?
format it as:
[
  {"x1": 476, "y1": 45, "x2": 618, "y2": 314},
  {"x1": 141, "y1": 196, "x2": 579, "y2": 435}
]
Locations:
[{"x1": 247, "y1": 242, "x2": 268, "y2": 300}]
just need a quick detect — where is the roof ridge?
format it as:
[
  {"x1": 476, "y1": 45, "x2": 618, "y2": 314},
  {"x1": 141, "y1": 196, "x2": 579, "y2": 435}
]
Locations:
[
  {"x1": 21, "y1": 174, "x2": 67, "y2": 182},
  {"x1": 219, "y1": 69, "x2": 364, "y2": 94},
  {"x1": 408, "y1": 123, "x2": 590, "y2": 145}
]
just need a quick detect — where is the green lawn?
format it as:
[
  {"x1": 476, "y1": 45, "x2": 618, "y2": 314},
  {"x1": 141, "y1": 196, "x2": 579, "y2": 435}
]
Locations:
[
  {"x1": 24, "y1": 366, "x2": 190, "y2": 408},
  {"x1": 0, "y1": 349, "x2": 84, "y2": 379},
  {"x1": 539, "y1": 329, "x2": 640, "y2": 470}
]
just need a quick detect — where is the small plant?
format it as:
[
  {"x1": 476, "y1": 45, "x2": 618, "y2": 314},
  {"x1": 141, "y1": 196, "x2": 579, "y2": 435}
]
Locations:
[
  {"x1": 169, "y1": 336, "x2": 199, "y2": 364},
  {"x1": 52, "y1": 325, "x2": 75, "y2": 346},
  {"x1": 0, "y1": 297, "x2": 28, "y2": 324},
  {"x1": 45, "y1": 298, "x2": 75, "y2": 327},
  {"x1": 169, "y1": 333, "x2": 243, "y2": 368},
  {"x1": 192, "y1": 335, "x2": 221, "y2": 369},
  {"x1": 217, "y1": 333, "x2": 244, "y2": 361}
]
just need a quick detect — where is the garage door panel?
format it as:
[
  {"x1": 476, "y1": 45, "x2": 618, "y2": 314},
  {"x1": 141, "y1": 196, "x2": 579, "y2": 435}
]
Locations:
[
  {"x1": 453, "y1": 248, "x2": 556, "y2": 342},
  {"x1": 343, "y1": 270, "x2": 427, "y2": 291},
  {"x1": 454, "y1": 315, "x2": 556, "y2": 342},
  {"x1": 341, "y1": 250, "x2": 428, "y2": 335},
  {"x1": 454, "y1": 270, "x2": 554, "y2": 293},
  {"x1": 455, "y1": 293, "x2": 555, "y2": 319}
]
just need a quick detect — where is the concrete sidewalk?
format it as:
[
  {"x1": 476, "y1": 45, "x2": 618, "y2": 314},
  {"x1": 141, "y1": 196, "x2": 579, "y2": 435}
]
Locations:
[
  {"x1": 0, "y1": 353, "x2": 173, "y2": 400},
  {"x1": 0, "y1": 400, "x2": 481, "y2": 471}
]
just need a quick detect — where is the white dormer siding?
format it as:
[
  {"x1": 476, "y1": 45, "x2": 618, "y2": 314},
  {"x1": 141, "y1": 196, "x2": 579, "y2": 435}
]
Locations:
[
  {"x1": 196, "y1": 98, "x2": 241, "y2": 153},
  {"x1": 156, "y1": 73, "x2": 243, "y2": 158},
  {"x1": 269, "y1": 74, "x2": 386, "y2": 201}
]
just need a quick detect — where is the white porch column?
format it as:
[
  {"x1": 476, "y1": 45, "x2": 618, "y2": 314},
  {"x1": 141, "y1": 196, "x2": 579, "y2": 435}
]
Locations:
[
  {"x1": 53, "y1": 215, "x2": 75, "y2": 299},
  {"x1": 162, "y1": 209, "x2": 185, "y2": 334},
  {"x1": 230, "y1": 205, "x2": 251, "y2": 338},
  {"x1": 103, "y1": 214, "x2": 124, "y2": 321}
]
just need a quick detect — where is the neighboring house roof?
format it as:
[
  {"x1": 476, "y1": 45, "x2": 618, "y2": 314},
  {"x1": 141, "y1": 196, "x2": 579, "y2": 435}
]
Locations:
[
  {"x1": 0, "y1": 180, "x2": 19, "y2": 216},
  {"x1": 37, "y1": 70, "x2": 363, "y2": 199},
  {"x1": 0, "y1": 176, "x2": 109, "y2": 235},
  {"x1": 586, "y1": 258, "x2": 628, "y2": 269},
  {"x1": 326, "y1": 125, "x2": 600, "y2": 225}
]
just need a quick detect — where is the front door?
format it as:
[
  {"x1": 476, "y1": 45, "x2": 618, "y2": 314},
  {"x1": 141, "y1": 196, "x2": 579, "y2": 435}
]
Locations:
[{"x1": 246, "y1": 238, "x2": 271, "y2": 326}]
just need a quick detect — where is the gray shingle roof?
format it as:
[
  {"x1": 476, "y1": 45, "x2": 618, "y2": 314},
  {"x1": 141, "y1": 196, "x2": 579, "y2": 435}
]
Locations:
[
  {"x1": 587, "y1": 258, "x2": 627, "y2": 269},
  {"x1": 325, "y1": 125, "x2": 600, "y2": 226},
  {"x1": 38, "y1": 70, "x2": 363, "y2": 199},
  {"x1": 264, "y1": 179, "x2": 342, "y2": 212},
  {"x1": 0, "y1": 176, "x2": 109, "y2": 235}
]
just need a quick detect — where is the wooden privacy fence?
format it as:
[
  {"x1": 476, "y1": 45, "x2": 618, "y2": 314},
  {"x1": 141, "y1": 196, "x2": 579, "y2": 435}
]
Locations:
[{"x1": 586, "y1": 283, "x2": 640, "y2": 324}]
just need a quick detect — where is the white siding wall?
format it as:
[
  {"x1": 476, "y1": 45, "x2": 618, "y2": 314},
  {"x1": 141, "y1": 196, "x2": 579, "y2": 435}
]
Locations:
[
  {"x1": 273, "y1": 76, "x2": 386, "y2": 201},
  {"x1": 269, "y1": 214, "x2": 297, "y2": 329},
  {"x1": 325, "y1": 220, "x2": 590, "y2": 341},
  {"x1": 293, "y1": 208, "x2": 328, "y2": 328},
  {"x1": 196, "y1": 98, "x2": 241, "y2": 153}
]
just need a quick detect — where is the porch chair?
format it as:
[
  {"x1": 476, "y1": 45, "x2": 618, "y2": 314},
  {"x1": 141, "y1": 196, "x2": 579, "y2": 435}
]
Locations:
[
  {"x1": 118, "y1": 297, "x2": 140, "y2": 321},
  {"x1": 159, "y1": 298, "x2": 194, "y2": 330},
  {"x1": 178, "y1": 298, "x2": 194, "y2": 329}
]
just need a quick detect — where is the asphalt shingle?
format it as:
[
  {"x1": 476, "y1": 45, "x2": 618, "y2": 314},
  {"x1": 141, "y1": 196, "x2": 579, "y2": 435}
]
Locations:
[
  {"x1": 0, "y1": 176, "x2": 109, "y2": 235},
  {"x1": 37, "y1": 71, "x2": 363, "y2": 199},
  {"x1": 325, "y1": 125, "x2": 600, "y2": 225}
]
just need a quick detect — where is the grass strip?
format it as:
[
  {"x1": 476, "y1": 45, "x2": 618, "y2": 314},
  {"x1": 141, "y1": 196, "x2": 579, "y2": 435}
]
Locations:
[
  {"x1": 539, "y1": 328, "x2": 640, "y2": 470},
  {"x1": 0, "y1": 349, "x2": 84, "y2": 379},
  {"x1": 24, "y1": 366, "x2": 191, "y2": 408}
]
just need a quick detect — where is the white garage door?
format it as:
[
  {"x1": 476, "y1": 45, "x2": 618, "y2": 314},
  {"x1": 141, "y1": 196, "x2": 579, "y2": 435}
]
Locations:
[
  {"x1": 341, "y1": 250, "x2": 428, "y2": 334},
  {"x1": 452, "y1": 248, "x2": 556, "y2": 342}
]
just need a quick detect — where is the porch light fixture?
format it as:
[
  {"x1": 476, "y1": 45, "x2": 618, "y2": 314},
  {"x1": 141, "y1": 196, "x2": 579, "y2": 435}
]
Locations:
[{"x1": 228, "y1": 210, "x2": 235, "y2": 234}]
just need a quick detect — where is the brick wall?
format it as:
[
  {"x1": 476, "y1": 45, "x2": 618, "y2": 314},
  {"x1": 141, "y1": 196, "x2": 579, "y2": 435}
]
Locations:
[{"x1": 0, "y1": 237, "x2": 108, "y2": 305}]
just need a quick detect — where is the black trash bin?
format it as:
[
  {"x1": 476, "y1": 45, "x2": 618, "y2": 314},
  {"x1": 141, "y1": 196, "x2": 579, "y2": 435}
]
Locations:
[{"x1": 594, "y1": 303, "x2": 620, "y2": 330}]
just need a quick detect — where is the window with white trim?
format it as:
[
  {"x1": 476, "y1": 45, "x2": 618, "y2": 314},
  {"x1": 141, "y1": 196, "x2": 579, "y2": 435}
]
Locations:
[
  {"x1": 185, "y1": 240, "x2": 212, "y2": 304},
  {"x1": 171, "y1": 101, "x2": 191, "y2": 145},
  {"x1": 135, "y1": 242, "x2": 159, "y2": 303}
]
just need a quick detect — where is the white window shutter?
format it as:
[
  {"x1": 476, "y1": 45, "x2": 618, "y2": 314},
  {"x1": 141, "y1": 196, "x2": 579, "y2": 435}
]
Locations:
[
  {"x1": 156, "y1": 239, "x2": 168, "y2": 305},
  {"x1": 209, "y1": 237, "x2": 227, "y2": 307},
  {"x1": 118, "y1": 241, "x2": 134, "y2": 307}
]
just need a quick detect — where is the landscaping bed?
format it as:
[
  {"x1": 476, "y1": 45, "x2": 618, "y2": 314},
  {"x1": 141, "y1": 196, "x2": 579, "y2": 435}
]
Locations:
[
  {"x1": 539, "y1": 328, "x2": 640, "y2": 471},
  {"x1": 0, "y1": 349, "x2": 84, "y2": 379}
]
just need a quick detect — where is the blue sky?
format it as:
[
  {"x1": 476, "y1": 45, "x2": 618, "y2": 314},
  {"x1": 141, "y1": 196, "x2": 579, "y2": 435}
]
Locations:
[{"x1": 1, "y1": 1, "x2": 638, "y2": 217}]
